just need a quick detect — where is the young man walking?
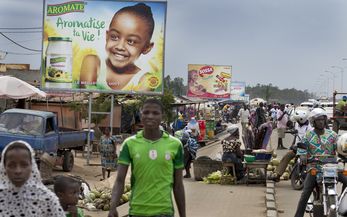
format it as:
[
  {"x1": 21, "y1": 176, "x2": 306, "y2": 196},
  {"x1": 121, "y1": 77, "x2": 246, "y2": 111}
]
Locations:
[{"x1": 108, "y1": 98, "x2": 186, "y2": 217}]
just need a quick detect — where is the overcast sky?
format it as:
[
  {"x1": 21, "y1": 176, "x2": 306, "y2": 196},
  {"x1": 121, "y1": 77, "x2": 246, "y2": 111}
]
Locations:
[{"x1": 1, "y1": 0, "x2": 347, "y2": 94}]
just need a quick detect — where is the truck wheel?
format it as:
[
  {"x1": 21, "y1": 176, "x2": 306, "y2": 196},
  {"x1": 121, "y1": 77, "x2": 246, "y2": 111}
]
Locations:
[{"x1": 62, "y1": 151, "x2": 74, "y2": 172}]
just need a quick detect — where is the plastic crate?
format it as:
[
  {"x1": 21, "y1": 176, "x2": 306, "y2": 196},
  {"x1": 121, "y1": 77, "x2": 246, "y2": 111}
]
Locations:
[
  {"x1": 244, "y1": 154, "x2": 256, "y2": 163},
  {"x1": 255, "y1": 153, "x2": 272, "y2": 161}
]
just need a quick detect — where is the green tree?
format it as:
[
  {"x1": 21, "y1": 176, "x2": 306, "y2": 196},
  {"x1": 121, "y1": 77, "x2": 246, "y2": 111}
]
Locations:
[{"x1": 245, "y1": 84, "x2": 315, "y2": 104}]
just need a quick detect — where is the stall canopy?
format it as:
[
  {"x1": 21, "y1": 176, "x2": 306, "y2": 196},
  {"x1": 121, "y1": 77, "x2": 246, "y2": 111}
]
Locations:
[{"x1": 0, "y1": 76, "x2": 46, "y2": 99}]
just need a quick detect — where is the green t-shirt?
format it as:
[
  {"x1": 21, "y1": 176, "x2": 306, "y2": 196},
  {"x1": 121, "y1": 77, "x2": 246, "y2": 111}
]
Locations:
[
  {"x1": 65, "y1": 207, "x2": 84, "y2": 217},
  {"x1": 336, "y1": 100, "x2": 346, "y2": 111},
  {"x1": 118, "y1": 130, "x2": 184, "y2": 216}
]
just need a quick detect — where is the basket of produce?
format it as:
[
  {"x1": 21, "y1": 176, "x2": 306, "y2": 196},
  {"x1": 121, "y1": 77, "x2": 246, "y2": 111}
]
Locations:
[
  {"x1": 244, "y1": 154, "x2": 256, "y2": 163},
  {"x1": 193, "y1": 156, "x2": 223, "y2": 181},
  {"x1": 202, "y1": 170, "x2": 222, "y2": 184},
  {"x1": 79, "y1": 184, "x2": 131, "y2": 211}
]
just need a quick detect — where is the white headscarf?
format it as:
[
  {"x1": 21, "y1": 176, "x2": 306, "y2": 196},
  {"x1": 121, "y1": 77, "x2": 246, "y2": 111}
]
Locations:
[{"x1": 0, "y1": 140, "x2": 65, "y2": 217}]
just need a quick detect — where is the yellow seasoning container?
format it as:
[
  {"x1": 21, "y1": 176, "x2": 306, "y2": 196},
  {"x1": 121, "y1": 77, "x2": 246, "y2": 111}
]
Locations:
[{"x1": 45, "y1": 37, "x2": 72, "y2": 88}]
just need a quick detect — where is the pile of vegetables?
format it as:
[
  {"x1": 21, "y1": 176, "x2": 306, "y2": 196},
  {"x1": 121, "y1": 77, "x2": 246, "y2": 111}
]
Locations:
[
  {"x1": 79, "y1": 184, "x2": 131, "y2": 211},
  {"x1": 202, "y1": 170, "x2": 222, "y2": 184},
  {"x1": 202, "y1": 170, "x2": 236, "y2": 185},
  {"x1": 267, "y1": 152, "x2": 294, "y2": 180}
]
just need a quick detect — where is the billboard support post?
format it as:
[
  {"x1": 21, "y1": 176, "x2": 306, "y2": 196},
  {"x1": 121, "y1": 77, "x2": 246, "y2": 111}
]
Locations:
[
  {"x1": 87, "y1": 93, "x2": 92, "y2": 166},
  {"x1": 110, "y1": 95, "x2": 114, "y2": 135},
  {"x1": 86, "y1": 93, "x2": 115, "y2": 166}
]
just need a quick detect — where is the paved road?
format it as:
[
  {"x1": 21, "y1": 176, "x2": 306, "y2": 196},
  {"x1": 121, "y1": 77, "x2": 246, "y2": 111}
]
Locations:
[
  {"x1": 67, "y1": 125, "x2": 343, "y2": 217},
  {"x1": 77, "y1": 128, "x2": 268, "y2": 217}
]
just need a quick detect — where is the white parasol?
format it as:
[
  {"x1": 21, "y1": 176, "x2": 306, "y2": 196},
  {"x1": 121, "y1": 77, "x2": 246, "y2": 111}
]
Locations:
[{"x1": 0, "y1": 76, "x2": 46, "y2": 99}]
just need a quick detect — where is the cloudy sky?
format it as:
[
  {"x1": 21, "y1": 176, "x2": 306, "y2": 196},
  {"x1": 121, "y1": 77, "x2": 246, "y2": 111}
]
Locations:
[{"x1": 1, "y1": 0, "x2": 347, "y2": 94}]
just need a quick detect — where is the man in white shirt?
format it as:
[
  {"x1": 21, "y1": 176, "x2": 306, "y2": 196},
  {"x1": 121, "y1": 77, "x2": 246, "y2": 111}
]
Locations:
[
  {"x1": 277, "y1": 104, "x2": 288, "y2": 149},
  {"x1": 238, "y1": 104, "x2": 250, "y2": 133}
]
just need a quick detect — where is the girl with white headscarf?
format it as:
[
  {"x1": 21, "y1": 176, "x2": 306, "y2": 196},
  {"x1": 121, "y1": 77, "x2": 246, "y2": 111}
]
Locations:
[{"x1": 0, "y1": 140, "x2": 65, "y2": 216}]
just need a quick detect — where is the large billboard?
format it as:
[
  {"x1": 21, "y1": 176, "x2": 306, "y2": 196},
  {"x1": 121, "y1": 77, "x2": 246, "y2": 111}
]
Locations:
[
  {"x1": 187, "y1": 64, "x2": 231, "y2": 99},
  {"x1": 230, "y1": 81, "x2": 246, "y2": 100},
  {"x1": 41, "y1": 0, "x2": 166, "y2": 94}
]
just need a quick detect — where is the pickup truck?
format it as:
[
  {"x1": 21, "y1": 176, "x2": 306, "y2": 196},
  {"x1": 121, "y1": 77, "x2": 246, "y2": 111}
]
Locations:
[{"x1": 0, "y1": 109, "x2": 88, "y2": 172}]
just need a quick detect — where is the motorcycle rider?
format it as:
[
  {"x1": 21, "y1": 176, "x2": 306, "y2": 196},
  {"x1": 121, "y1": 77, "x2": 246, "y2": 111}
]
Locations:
[
  {"x1": 270, "y1": 109, "x2": 312, "y2": 182},
  {"x1": 294, "y1": 108, "x2": 347, "y2": 217}
]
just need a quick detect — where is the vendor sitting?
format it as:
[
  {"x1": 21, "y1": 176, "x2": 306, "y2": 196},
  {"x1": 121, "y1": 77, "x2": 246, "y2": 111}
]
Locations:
[{"x1": 221, "y1": 125, "x2": 244, "y2": 180}]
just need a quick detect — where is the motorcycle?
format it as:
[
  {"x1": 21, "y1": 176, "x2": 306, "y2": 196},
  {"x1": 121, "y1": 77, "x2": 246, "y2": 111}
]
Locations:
[
  {"x1": 304, "y1": 157, "x2": 344, "y2": 217},
  {"x1": 337, "y1": 156, "x2": 347, "y2": 217},
  {"x1": 338, "y1": 186, "x2": 347, "y2": 216},
  {"x1": 290, "y1": 151, "x2": 307, "y2": 190},
  {"x1": 287, "y1": 130, "x2": 307, "y2": 190}
]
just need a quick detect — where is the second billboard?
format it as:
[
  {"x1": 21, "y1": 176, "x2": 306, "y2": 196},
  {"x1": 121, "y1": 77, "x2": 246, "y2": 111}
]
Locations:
[{"x1": 187, "y1": 64, "x2": 232, "y2": 99}]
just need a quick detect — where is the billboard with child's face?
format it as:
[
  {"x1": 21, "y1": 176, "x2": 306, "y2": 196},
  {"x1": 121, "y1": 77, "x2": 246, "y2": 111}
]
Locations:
[
  {"x1": 41, "y1": 0, "x2": 166, "y2": 95},
  {"x1": 187, "y1": 64, "x2": 232, "y2": 99}
]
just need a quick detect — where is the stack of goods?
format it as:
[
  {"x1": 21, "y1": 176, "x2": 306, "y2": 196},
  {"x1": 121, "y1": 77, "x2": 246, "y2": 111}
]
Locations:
[
  {"x1": 79, "y1": 184, "x2": 131, "y2": 211},
  {"x1": 266, "y1": 152, "x2": 294, "y2": 180},
  {"x1": 202, "y1": 170, "x2": 236, "y2": 185}
]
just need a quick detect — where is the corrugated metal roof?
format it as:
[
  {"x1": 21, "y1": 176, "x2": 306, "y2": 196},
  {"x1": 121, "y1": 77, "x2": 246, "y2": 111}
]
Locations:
[{"x1": 3, "y1": 108, "x2": 54, "y2": 118}]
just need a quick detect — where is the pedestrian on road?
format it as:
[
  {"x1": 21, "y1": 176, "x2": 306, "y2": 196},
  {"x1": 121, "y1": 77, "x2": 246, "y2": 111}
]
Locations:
[
  {"x1": 182, "y1": 129, "x2": 199, "y2": 178},
  {"x1": 270, "y1": 109, "x2": 312, "y2": 182},
  {"x1": 108, "y1": 98, "x2": 186, "y2": 217},
  {"x1": 238, "y1": 103, "x2": 250, "y2": 133},
  {"x1": 99, "y1": 127, "x2": 117, "y2": 180},
  {"x1": 255, "y1": 102, "x2": 266, "y2": 128},
  {"x1": 0, "y1": 140, "x2": 65, "y2": 217},
  {"x1": 294, "y1": 108, "x2": 347, "y2": 217},
  {"x1": 277, "y1": 104, "x2": 288, "y2": 149}
]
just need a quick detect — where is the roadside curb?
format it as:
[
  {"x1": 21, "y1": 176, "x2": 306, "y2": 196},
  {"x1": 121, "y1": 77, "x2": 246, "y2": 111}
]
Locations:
[{"x1": 265, "y1": 180, "x2": 278, "y2": 217}]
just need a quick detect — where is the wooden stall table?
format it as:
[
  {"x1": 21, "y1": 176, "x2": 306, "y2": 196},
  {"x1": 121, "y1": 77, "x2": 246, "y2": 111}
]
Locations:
[
  {"x1": 222, "y1": 162, "x2": 237, "y2": 184},
  {"x1": 244, "y1": 160, "x2": 269, "y2": 185}
]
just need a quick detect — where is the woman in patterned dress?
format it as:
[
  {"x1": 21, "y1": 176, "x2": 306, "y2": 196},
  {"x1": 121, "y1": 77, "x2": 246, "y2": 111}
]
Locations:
[{"x1": 99, "y1": 127, "x2": 117, "y2": 180}]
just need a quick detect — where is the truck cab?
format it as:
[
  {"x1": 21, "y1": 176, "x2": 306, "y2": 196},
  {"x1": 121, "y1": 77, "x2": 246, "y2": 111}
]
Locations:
[{"x1": 0, "y1": 109, "x2": 87, "y2": 172}]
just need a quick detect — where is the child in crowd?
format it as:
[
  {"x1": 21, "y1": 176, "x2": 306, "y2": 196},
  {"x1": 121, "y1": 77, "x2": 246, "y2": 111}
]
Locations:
[
  {"x1": 80, "y1": 3, "x2": 155, "y2": 91},
  {"x1": 54, "y1": 176, "x2": 84, "y2": 217}
]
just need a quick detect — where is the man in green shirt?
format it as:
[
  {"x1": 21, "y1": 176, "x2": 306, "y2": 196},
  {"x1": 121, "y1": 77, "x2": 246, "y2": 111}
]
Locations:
[
  {"x1": 336, "y1": 96, "x2": 347, "y2": 115},
  {"x1": 108, "y1": 98, "x2": 186, "y2": 217}
]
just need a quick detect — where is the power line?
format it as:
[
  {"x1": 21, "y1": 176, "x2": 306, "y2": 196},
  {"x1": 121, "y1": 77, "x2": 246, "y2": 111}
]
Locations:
[
  {"x1": 0, "y1": 32, "x2": 41, "y2": 52},
  {"x1": 0, "y1": 27, "x2": 42, "y2": 30},
  {"x1": 0, "y1": 50, "x2": 40, "y2": 55},
  {"x1": 0, "y1": 31, "x2": 42, "y2": 33},
  {"x1": 0, "y1": 37, "x2": 42, "y2": 45}
]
